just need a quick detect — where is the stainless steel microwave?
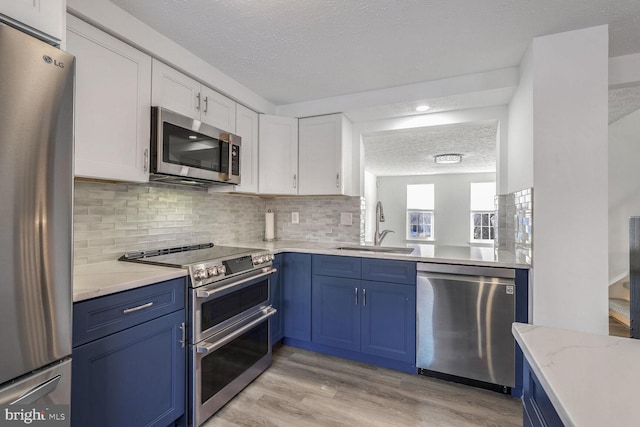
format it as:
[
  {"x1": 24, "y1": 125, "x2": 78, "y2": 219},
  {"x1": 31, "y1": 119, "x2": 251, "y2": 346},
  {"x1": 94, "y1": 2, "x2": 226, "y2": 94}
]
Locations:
[{"x1": 150, "y1": 107, "x2": 241, "y2": 186}]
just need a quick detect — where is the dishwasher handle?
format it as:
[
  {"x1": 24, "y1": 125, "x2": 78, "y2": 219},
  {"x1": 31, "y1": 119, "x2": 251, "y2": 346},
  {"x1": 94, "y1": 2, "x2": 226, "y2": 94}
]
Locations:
[
  {"x1": 418, "y1": 271, "x2": 515, "y2": 287},
  {"x1": 417, "y1": 262, "x2": 515, "y2": 279}
]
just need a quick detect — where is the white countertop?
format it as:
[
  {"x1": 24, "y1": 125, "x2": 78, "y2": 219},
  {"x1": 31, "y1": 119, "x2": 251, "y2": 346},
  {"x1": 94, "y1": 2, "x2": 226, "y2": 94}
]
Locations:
[
  {"x1": 73, "y1": 261, "x2": 187, "y2": 302},
  {"x1": 72, "y1": 241, "x2": 528, "y2": 301},
  {"x1": 234, "y1": 240, "x2": 530, "y2": 269},
  {"x1": 512, "y1": 323, "x2": 639, "y2": 427}
]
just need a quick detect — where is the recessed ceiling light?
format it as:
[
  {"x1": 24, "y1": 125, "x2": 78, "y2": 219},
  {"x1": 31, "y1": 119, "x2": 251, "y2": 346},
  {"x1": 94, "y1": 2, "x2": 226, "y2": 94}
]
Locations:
[
  {"x1": 188, "y1": 135, "x2": 198, "y2": 139},
  {"x1": 434, "y1": 154, "x2": 462, "y2": 164},
  {"x1": 415, "y1": 105, "x2": 430, "y2": 112}
]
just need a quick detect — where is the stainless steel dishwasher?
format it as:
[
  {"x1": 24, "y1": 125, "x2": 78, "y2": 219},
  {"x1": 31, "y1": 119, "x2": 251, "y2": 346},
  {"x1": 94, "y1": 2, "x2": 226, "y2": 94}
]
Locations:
[{"x1": 416, "y1": 263, "x2": 515, "y2": 390}]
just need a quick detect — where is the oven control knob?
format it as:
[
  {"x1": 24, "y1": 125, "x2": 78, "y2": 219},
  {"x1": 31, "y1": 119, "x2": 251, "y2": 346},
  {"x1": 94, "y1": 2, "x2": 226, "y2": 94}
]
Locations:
[
  {"x1": 206, "y1": 267, "x2": 216, "y2": 277},
  {"x1": 193, "y1": 269, "x2": 207, "y2": 281},
  {"x1": 219, "y1": 265, "x2": 226, "y2": 275}
]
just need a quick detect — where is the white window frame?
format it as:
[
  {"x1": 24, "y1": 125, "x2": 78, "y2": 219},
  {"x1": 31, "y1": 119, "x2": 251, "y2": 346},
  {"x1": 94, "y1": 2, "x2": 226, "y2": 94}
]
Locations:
[
  {"x1": 406, "y1": 209, "x2": 434, "y2": 241},
  {"x1": 470, "y1": 211, "x2": 496, "y2": 243}
]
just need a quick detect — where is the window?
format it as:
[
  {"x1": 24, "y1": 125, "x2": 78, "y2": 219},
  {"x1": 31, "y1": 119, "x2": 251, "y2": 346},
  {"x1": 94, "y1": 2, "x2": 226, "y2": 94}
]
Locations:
[
  {"x1": 406, "y1": 184, "x2": 434, "y2": 240},
  {"x1": 470, "y1": 182, "x2": 496, "y2": 242}
]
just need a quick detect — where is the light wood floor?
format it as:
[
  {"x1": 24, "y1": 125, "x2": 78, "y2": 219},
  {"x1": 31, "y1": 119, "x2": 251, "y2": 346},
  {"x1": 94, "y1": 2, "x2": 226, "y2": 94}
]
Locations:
[
  {"x1": 609, "y1": 315, "x2": 630, "y2": 338},
  {"x1": 203, "y1": 345, "x2": 522, "y2": 427}
]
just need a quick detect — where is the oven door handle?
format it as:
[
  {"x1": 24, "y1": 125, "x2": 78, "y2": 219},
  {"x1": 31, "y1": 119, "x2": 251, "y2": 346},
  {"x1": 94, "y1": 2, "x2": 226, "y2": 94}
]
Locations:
[
  {"x1": 196, "y1": 306, "x2": 277, "y2": 354},
  {"x1": 196, "y1": 267, "x2": 277, "y2": 298}
]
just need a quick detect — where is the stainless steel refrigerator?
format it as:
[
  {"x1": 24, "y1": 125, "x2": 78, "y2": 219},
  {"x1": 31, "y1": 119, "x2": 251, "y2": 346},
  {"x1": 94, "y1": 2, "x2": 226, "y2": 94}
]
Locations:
[{"x1": 0, "y1": 21, "x2": 74, "y2": 408}]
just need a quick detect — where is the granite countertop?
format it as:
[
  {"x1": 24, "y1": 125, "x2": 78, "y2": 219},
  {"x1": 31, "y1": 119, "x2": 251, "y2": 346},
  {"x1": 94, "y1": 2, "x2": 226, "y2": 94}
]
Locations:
[
  {"x1": 512, "y1": 323, "x2": 638, "y2": 427},
  {"x1": 73, "y1": 261, "x2": 187, "y2": 302},
  {"x1": 233, "y1": 240, "x2": 530, "y2": 269}
]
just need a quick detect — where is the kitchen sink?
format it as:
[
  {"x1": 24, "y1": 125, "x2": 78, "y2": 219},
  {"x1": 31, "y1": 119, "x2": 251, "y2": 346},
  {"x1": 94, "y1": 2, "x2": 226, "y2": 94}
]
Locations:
[{"x1": 335, "y1": 246, "x2": 415, "y2": 255}]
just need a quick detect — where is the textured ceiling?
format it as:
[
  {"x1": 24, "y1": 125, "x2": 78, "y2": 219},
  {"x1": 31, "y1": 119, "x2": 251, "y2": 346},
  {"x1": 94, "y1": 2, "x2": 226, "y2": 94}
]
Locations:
[
  {"x1": 110, "y1": 0, "x2": 640, "y2": 106},
  {"x1": 609, "y1": 85, "x2": 640, "y2": 124},
  {"x1": 363, "y1": 120, "x2": 498, "y2": 177}
]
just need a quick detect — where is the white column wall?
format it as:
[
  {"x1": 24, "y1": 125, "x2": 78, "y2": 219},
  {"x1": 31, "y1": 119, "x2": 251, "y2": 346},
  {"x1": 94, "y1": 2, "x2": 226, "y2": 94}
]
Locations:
[{"x1": 531, "y1": 25, "x2": 609, "y2": 334}]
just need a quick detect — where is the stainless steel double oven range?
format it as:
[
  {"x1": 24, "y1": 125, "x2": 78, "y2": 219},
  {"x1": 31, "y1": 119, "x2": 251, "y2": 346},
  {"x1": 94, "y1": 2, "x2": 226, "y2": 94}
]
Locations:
[{"x1": 121, "y1": 243, "x2": 277, "y2": 426}]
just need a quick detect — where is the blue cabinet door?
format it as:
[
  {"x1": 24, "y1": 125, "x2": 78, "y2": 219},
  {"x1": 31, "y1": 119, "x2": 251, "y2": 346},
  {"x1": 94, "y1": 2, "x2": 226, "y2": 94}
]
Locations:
[
  {"x1": 71, "y1": 310, "x2": 186, "y2": 427},
  {"x1": 283, "y1": 253, "x2": 312, "y2": 341},
  {"x1": 311, "y1": 275, "x2": 361, "y2": 351},
  {"x1": 270, "y1": 254, "x2": 284, "y2": 343},
  {"x1": 360, "y1": 281, "x2": 416, "y2": 363}
]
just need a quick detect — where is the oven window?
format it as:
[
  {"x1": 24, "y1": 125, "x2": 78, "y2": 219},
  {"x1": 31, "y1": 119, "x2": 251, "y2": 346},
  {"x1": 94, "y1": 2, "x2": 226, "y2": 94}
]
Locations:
[
  {"x1": 201, "y1": 320, "x2": 269, "y2": 403},
  {"x1": 163, "y1": 122, "x2": 225, "y2": 172},
  {"x1": 201, "y1": 280, "x2": 269, "y2": 331}
]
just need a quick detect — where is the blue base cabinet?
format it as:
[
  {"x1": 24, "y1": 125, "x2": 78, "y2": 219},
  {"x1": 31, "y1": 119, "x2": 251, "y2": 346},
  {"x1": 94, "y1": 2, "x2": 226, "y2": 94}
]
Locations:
[
  {"x1": 311, "y1": 275, "x2": 361, "y2": 351},
  {"x1": 522, "y1": 359, "x2": 564, "y2": 427},
  {"x1": 360, "y1": 280, "x2": 415, "y2": 362},
  {"x1": 306, "y1": 255, "x2": 416, "y2": 370},
  {"x1": 72, "y1": 278, "x2": 186, "y2": 427},
  {"x1": 282, "y1": 253, "x2": 312, "y2": 341}
]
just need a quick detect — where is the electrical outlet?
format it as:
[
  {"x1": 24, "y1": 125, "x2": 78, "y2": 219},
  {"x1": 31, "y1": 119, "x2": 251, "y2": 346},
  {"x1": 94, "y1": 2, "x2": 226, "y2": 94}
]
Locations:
[
  {"x1": 291, "y1": 212, "x2": 299, "y2": 224},
  {"x1": 340, "y1": 212, "x2": 353, "y2": 226}
]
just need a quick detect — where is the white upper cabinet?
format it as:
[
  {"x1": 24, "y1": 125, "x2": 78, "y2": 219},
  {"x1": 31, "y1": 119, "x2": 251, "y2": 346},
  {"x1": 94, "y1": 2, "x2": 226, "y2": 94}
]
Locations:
[
  {"x1": 259, "y1": 115, "x2": 298, "y2": 195},
  {"x1": 298, "y1": 113, "x2": 353, "y2": 195},
  {"x1": 67, "y1": 15, "x2": 152, "y2": 183},
  {"x1": 151, "y1": 60, "x2": 200, "y2": 119},
  {"x1": 151, "y1": 59, "x2": 236, "y2": 133},
  {"x1": 235, "y1": 104, "x2": 259, "y2": 194},
  {"x1": 0, "y1": 0, "x2": 64, "y2": 43},
  {"x1": 200, "y1": 85, "x2": 236, "y2": 133}
]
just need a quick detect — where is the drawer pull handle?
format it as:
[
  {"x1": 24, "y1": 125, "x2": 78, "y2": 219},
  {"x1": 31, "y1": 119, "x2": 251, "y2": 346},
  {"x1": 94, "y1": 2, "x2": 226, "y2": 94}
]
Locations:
[{"x1": 123, "y1": 302, "x2": 154, "y2": 314}]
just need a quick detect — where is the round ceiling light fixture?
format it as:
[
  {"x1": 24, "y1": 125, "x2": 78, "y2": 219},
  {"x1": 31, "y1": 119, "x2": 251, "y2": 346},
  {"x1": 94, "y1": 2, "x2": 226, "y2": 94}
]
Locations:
[
  {"x1": 434, "y1": 153, "x2": 462, "y2": 164},
  {"x1": 415, "y1": 105, "x2": 430, "y2": 112}
]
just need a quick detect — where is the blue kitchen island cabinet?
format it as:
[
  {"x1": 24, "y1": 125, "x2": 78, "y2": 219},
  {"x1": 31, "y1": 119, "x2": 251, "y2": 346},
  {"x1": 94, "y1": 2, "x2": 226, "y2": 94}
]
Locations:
[
  {"x1": 72, "y1": 278, "x2": 186, "y2": 427},
  {"x1": 282, "y1": 253, "x2": 312, "y2": 342},
  {"x1": 270, "y1": 254, "x2": 284, "y2": 344},
  {"x1": 306, "y1": 255, "x2": 417, "y2": 373}
]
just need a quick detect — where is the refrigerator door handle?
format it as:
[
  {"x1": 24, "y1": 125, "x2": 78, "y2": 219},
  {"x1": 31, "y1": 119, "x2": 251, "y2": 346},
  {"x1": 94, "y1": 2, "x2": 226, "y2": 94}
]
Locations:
[{"x1": 10, "y1": 375, "x2": 62, "y2": 405}]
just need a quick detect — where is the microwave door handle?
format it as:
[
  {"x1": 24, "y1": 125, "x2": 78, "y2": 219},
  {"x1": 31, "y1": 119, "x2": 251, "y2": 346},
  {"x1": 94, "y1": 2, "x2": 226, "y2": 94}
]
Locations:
[{"x1": 226, "y1": 139, "x2": 234, "y2": 181}]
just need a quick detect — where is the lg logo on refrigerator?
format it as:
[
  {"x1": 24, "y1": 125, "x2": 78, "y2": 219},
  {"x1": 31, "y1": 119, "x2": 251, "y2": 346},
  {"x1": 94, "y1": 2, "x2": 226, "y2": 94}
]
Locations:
[{"x1": 42, "y1": 55, "x2": 64, "y2": 68}]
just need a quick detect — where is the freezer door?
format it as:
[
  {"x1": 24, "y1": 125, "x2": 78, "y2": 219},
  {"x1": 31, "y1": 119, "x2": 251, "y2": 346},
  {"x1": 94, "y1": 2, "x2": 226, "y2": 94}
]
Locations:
[
  {"x1": 0, "y1": 23, "x2": 74, "y2": 384},
  {"x1": 0, "y1": 359, "x2": 71, "y2": 406},
  {"x1": 417, "y1": 272, "x2": 515, "y2": 387}
]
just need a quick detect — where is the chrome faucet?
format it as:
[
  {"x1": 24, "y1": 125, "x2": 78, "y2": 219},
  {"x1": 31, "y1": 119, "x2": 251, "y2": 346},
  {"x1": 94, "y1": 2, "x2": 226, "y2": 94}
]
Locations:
[{"x1": 374, "y1": 201, "x2": 394, "y2": 246}]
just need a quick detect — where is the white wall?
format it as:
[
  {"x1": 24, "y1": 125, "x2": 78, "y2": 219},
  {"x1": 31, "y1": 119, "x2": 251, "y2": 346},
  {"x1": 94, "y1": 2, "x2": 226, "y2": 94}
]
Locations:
[
  {"x1": 529, "y1": 25, "x2": 609, "y2": 335},
  {"x1": 507, "y1": 45, "x2": 534, "y2": 193},
  {"x1": 364, "y1": 171, "x2": 378, "y2": 242},
  {"x1": 375, "y1": 173, "x2": 496, "y2": 246},
  {"x1": 609, "y1": 107, "x2": 640, "y2": 284}
]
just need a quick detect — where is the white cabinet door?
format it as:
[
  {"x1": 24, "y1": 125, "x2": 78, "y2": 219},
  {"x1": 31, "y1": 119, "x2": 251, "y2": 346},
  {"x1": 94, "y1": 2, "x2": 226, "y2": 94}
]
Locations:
[
  {"x1": 151, "y1": 59, "x2": 200, "y2": 119},
  {"x1": 200, "y1": 86, "x2": 236, "y2": 133},
  {"x1": 68, "y1": 15, "x2": 151, "y2": 183},
  {"x1": 298, "y1": 113, "x2": 352, "y2": 195},
  {"x1": 0, "y1": 0, "x2": 64, "y2": 42},
  {"x1": 235, "y1": 104, "x2": 259, "y2": 193},
  {"x1": 258, "y1": 115, "x2": 298, "y2": 195}
]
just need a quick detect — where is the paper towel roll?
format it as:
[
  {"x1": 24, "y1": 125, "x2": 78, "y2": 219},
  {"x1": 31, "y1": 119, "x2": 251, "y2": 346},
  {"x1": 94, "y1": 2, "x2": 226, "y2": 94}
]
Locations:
[{"x1": 265, "y1": 211, "x2": 275, "y2": 241}]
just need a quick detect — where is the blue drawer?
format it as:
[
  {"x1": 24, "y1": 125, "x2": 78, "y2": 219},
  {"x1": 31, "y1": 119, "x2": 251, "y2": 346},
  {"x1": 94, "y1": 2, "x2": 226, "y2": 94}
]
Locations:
[
  {"x1": 73, "y1": 277, "x2": 186, "y2": 347},
  {"x1": 312, "y1": 254, "x2": 361, "y2": 279},
  {"x1": 361, "y1": 258, "x2": 416, "y2": 285}
]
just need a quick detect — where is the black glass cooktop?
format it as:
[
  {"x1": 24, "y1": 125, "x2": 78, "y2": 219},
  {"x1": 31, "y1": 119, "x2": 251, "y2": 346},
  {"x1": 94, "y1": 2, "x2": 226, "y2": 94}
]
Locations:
[{"x1": 119, "y1": 243, "x2": 260, "y2": 268}]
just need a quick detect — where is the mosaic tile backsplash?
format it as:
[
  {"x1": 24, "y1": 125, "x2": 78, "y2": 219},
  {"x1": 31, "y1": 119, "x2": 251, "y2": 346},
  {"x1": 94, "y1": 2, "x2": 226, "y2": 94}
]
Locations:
[
  {"x1": 265, "y1": 196, "x2": 362, "y2": 243},
  {"x1": 74, "y1": 180, "x2": 362, "y2": 265},
  {"x1": 495, "y1": 187, "x2": 533, "y2": 264}
]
